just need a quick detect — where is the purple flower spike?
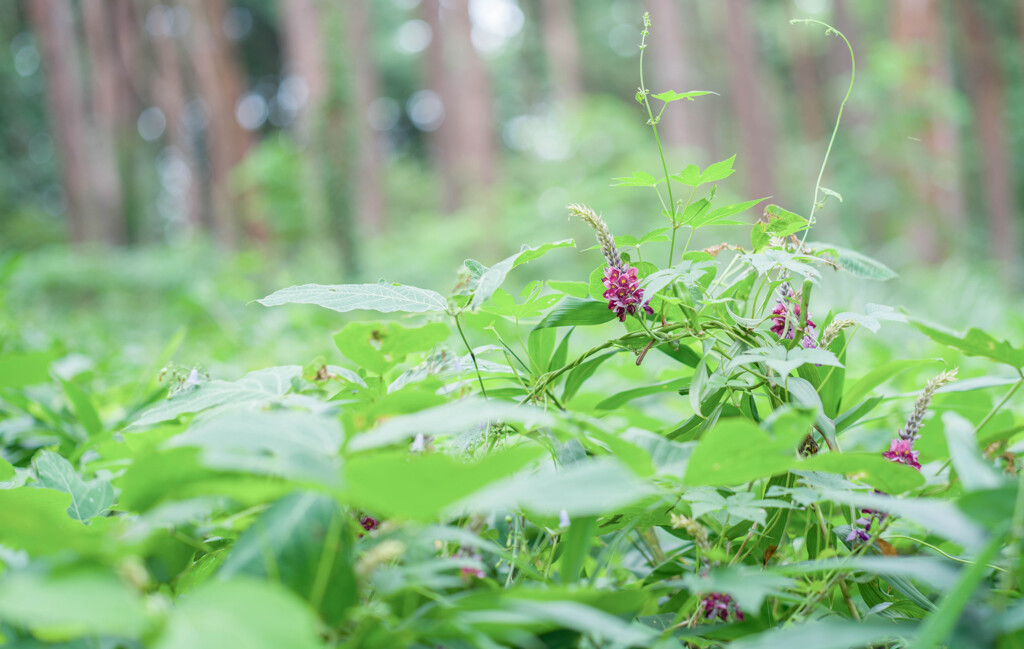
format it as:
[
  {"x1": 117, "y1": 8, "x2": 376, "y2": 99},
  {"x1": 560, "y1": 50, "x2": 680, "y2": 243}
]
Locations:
[
  {"x1": 770, "y1": 301, "x2": 817, "y2": 348},
  {"x1": 602, "y1": 265, "x2": 654, "y2": 322},
  {"x1": 700, "y1": 592, "x2": 744, "y2": 622},
  {"x1": 882, "y1": 438, "x2": 922, "y2": 471}
]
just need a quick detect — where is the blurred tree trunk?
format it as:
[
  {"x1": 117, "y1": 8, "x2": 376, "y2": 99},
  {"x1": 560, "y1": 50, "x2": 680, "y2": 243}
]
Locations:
[
  {"x1": 81, "y1": 1, "x2": 128, "y2": 244},
  {"x1": 27, "y1": 0, "x2": 107, "y2": 244},
  {"x1": 182, "y1": 0, "x2": 252, "y2": 246},
  {"x1": 423, "y1": 0, "x2": 498, "y2": 212},
  {"x1": 540, "y1": 0, "x2": 582, "y2": 105},
  {"x1": 722, "y1": 0, "x2": 777, "y2": 203},
  {"x1": 345, "y1": 0, "x2": 386, "y2": 234},
  {"x1": 421, "y1": 0, "x2": 460, "y2": 211},
  {"x1": 151, "y1": 2, "x2": 205, "y2": 232},
  {"x1": 892, "y1": 0, "x2": 965, "y2": 263},
  {"x1": 960, "y1": 1, "x2": 1018, "y2": 271},
  {"x1": 278, "y1": 0, "x2": 331, "y2": 245},
  {"x1": 786, "y1": 33, "x2": 823, "y2": 144},
  {"x1": 645, "y1": 0, "x2": 710, "y2": 155}
]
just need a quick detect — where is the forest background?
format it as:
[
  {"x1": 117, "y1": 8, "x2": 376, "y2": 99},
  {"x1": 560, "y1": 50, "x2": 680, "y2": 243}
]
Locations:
[{"x1": 2, "y1": 0, "x2": 1022, "y2": 374}]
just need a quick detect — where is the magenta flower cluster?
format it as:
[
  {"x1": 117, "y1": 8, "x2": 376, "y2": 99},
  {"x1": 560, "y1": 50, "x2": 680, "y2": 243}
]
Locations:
[
  {"x1": 603, "y1": 265, "x2": 653, "y2": 322},
  {"x1": 701, "y1": 592, "x2": 744, "y2": 622},
  {"x1": 882, "y1": 436, "x2": 922, "y2": 470},
  {"x1": 770, "y1": 300, "x2": 817, "y2": 349}
]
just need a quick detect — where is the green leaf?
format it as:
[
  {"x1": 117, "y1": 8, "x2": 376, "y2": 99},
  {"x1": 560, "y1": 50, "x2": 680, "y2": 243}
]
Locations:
[
  {"x1": 594, "y1": 378, "x2": 690, "y2": 410},
  {"x1": 698, "y1": 155, "x2": 736, "y2": 184},
  {"x1": 166, "y1": 410, "x2": 342, "y2": 487},
  {"x1": 732, "y1": 345, "x2": 842, "y2": 378},
  {"x1": 32, "y1": 451, "x2": 114, "y2": 521},
  {"x1": 680, "y1": 566, "x2": 793, "y2": 611},
  {"x1": 611, "y1": 171, "x2": 659, "y2": 187},
  {"x1": 219, "y1": 492, "x2": 357, "y2": 624},
  {"x1": 0, "y1": 569, "x2": 147, "y2": 640},
  {"x1": 0, "y1": 351, "x2": 54, "y2": 388},
  {"x1": 0, "y1": 487, "x2": 113, "y2": 557},
  {"x1": 457, "y1": 458, "x2": 658, "y2": 517},
  {"x1": 258, "y1": 282, "x2": 448, "y2": 313},
  {"x1": 333, "y1": 321, "x2": 449, "y2": 375},
  {"x1": 471, "y1": 240, "x2": 575, "y2": 309},
  {"x1": 809, "y1": 243, "x2": 897, "y2": 281},
  {"x1": 0, "y1": 457, "x2": 14, "y2": 481},
  {"x1": 651, "y1": 89, "x2": 716, "y2": 103},
  {"x1": 910, "y1": 320, "x2": 1024, "y2": 368},
  {"x1": 729, "y1": 620, "x2": 914, "y2": 649},
  {"x1": 345, "y1": 446, "x2": 542, "y2": 521},
  {"x1": 131, "y1": 366, "x2": 300, "y2": 427},
  {"x1": 798, "y1": 453, "x2": 924, "y2": 493},
  {"x1": 155, "y1": 578, "x2": 326, "y2": 649},
  {"x1": 535, "y1": 298, "x2": 616, "y2": 329},
  {"x1": 673, "y1": 164, "x2": 701, "y2": 186},
  {"x1": 943, "y1": 412, "x2": 1005, "y2": 491},
  {"x1": 692, "y1": 197, "x2": 767, "y2": 228},
  {"x1": 562, "y1": 351, "x2": 621, "y2": 403},
  {"x1": 559, "y1": 516, "x2": 597, "y2": 583},
  {"x1": 59, "y1": 378, "x2": 103, "y2": 437},
  {"x1": 684, "y1": 418, "x2": 806, "y2": 486}
]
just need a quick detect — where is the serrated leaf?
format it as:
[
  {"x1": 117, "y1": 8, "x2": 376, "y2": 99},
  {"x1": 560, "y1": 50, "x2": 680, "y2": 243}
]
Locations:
[
  {"x1": 698, "y1": 154, "x2": 736, "y2": 184},
  {"x1": 672, "y1": 164, "x2": 701, "y2": 186},
  {"x1": 258, "y1": 283, "x2": 448, "y2": 313}
]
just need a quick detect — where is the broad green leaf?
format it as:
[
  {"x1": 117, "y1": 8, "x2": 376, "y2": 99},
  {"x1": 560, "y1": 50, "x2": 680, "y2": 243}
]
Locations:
[
  {"x1": 742, "y1": 250, "x2": 821, "y2": 281},
  {"x1": 809, "y1": 242, "x2": 897, "y2": 281},
  {"x1": 345, "y1": 446, "x2": 542, "y2": 521},
  {"x1": 651, "y1": 89, "x2": 716, "y2": 103},
  {"x1": 559, "y1": 515, "x2": 597, "y2": 584},
  {"x1": 611, "y1": 171, "x2": 659, "y2": 187},
  {"x1": 910, "y1": 320, "x2": 1024, "y2": 368},
  {"x1": 732, "y1": 345, "x2": 842, "y2": 378},
  {"x1": 131, "y1": 366, "x2": 300, "y2": 428},
  {"x1": 698, "y1": 155, "x2": 736, "y2": 184},
  {"x1": 166, "y1": 410, "x2": 342, "y2": 487},
  {"x1": 0, "y1": 351, "x2": 53, "y2": 388},
  {"x1": 32, "y1": 451, "x2": 114, "y2": 521},
  {"x1": 334, "y1": 321, "x2": 449, "y2": 375},
  {"x1": 943, "y1": 412, "x2": 1005, "y2": 491},
  {"x1": 798, "y1": 453, "x2": 924, "y2": 493},
  {"x1": 729, "y1": 620, "x2": 914, "y2": 649},
  {"x1": 156, "y1": 578, "x2": 325, "y2": 649},
  {"x1": 684, "y1": 418, "x2": 805, "y2": 486},
  {"x1": 673, "y1": 164, "x2": 701, "y2": 186},
  {"x1": 219, "y1": 492, "x2": 357, "y2": 624},
  {"x1": 456, "y1": 458, "x2": 658, "y2": 517},
  {"x1": 535, "y1": 298, "x2": 616, "y2": 329},
  {"x1": 0, "y1": 457, "x2": 14, "y2": 481},
  {"x1": 258, "y1": 282, "x2": 447, "y2": 313},
  {"x1": 471, "y1": 240, "x2": 575, "y2": 309},
  {"x1": 833, "y1": 303, "x2": 906, "y2": 333},
  {"x1": 347, "y1": 398, "x2": 553, "y2": 452},
  {"x1": 0, "y1": 487, "x2": 114, "y2": 557},
  {"x1": 0, "y1": 569, "x2": 147, "y2": 640}
]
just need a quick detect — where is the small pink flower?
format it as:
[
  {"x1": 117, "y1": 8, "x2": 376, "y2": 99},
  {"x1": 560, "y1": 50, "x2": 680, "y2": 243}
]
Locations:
[
  {"x1": 701, "y1": 592, "x2": 743, "y2": 622},
  {"x1": 770, "y1": 301, "x2": 816, "y2": 348},
  {"x1": 882, "y1": 438, "x2": 921, "y2": 471},
  {"x1": 602, "y1": 265, "x2": 653, "y2": 322}
]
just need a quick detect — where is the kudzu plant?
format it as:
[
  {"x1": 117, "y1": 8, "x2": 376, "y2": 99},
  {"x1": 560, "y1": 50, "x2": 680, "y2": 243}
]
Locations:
[{"x1": 0, "y1": 14, "x2": 1021, "y2": 649}]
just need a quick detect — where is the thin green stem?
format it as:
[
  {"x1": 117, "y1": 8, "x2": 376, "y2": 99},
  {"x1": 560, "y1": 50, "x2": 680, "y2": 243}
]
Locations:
[
  {"x1": 790, "y1": 19, "x2": 855, "y2": 247},
  {"x1": 454, "y1": 314, "x2": 487, "y2": 398}
]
